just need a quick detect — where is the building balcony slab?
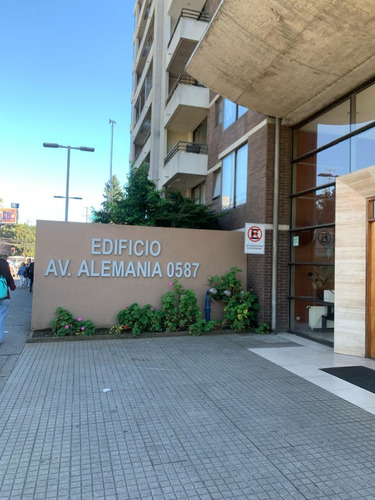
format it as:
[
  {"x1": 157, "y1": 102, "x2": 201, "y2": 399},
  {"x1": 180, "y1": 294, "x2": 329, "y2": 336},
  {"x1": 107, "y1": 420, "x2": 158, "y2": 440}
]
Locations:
[
  {"x1": 167, "y1": 12, "x2": 209, "y2": 78},
  {"x1": 186, "y1": 0, "x2": 375, "y2": 125},
  {"x1": 165, "y1": 82, "x2": 209, "y2": 132},
  {"x1": 162, "y1": 142, "x2": 207, "y2": 189}
]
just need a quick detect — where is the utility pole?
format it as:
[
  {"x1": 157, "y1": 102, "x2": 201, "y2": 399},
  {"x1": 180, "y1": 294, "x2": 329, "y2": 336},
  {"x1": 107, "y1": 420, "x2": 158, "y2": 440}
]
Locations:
[{"x1": 109, "y1": 119, "x2": 116, "y2": 202}]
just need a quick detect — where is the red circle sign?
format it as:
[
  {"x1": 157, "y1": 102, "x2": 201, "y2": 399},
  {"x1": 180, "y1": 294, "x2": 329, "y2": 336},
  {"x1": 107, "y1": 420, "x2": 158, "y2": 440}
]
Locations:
[{"x1": 247, "y1": 225, "x2": 263, "y2": 242}]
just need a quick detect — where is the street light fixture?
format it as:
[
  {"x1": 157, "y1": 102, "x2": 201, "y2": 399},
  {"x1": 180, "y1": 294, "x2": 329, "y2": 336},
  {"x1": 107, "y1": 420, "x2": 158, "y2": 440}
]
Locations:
[
  {"x1": 43, "y1": 142, "x2": 95, "y2": 222},
  {"x1": 109, "y1": 120, "x2": 116, "y2": 202}
]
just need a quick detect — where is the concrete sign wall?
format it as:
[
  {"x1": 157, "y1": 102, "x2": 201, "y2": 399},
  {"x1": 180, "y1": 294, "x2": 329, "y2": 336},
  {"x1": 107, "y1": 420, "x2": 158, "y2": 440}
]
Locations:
[{"x1": 32, "y1": 221, "x2": 247, "y2": 330}]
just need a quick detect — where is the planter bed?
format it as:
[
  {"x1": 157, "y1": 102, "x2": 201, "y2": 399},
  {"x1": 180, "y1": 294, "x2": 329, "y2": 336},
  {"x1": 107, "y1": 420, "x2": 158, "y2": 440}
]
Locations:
[{"x1": 28, "y1": 328, "x2": 238, "y2": 343}]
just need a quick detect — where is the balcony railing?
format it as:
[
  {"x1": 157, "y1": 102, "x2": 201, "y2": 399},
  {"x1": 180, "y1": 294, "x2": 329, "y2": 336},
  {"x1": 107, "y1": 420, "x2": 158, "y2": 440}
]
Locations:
[
  {"x1": 141, "y1": 35, "x2": 154, "y2": 57},
  {"x1": 164, "y1": 141, "x2": 208, "y2": 166},
  {"x1": 168, "y1": 9, "x2": 210, "y2": 48},
  {"x1": 166, "y1": 73, "x2": 205, "y2": 105},
  {"x1": 134, "y1": 77, "x2": 153, "y2": 122},
  {"x1": 144, "y1": 2, "x2": 151, "y2": 19},
  {"x1": 134, "y1": 136, "x2": 151, "y2": 163}
]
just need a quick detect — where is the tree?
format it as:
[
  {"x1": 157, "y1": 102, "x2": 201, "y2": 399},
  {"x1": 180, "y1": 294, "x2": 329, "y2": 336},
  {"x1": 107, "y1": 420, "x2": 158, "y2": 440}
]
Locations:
[
  {"x1": 92, "y1": 175, "x2": 124, "y2": 223},
  {"x1": 116, "y1": 162, "x2": 164, "y2": 226},
  {"x1": 1, "y1": 223, "x2": 36, "y2": 256},
  {"x1": 92, "y1": 163, "x2": 220, "y2": 229},
  {"x1": 157, "y1": 191, "x2": 220, "y2": 229}
]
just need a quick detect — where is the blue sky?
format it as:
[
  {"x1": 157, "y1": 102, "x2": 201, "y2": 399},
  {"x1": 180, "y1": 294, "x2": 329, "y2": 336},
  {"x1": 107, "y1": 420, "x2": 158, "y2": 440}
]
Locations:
[{"x1": 1, "y1": 1, "x2": 134, "y2": 224}]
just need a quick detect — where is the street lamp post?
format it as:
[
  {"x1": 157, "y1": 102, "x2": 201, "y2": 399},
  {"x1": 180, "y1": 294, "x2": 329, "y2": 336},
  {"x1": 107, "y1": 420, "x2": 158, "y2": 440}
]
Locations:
[
  {"x1": 43, "y1": 142, "x2": 95, "y2": 222},
  {"x1": 109, "y1": 120, "x2": 116, "y2": 202}
]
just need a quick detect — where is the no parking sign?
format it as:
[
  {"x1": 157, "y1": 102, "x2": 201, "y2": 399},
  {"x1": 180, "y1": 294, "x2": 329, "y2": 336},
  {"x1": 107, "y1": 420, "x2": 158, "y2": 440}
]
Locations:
[{"x1": 244, "y1": 223, "x2": 265, "y2": 254}]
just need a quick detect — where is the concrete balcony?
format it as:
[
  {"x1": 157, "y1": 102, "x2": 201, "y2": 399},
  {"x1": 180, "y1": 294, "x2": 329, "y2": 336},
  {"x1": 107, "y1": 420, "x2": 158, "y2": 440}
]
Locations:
[
  {"x1": 132, "y1": 110, "x2": 152, "y2": 158},
  {"x1": 162, "y1": 141, "x2": 207, "y2": 189},
  {"x1": 165, "y1": 75, "x2": 209, "y2": 133},
  {"x1": 134, "y1": 34, "x2": 154, "y2": 80},
  {"x1": 186, "y1": 0, "x2": 375, "y2": 125},
  {"x1": 134, "y1": 1, "x2": 153, "y2": 45},
  {"x1": 166, "y1": 9, "x2": 209, "y2": 78},
  {"x1": 132, "y1": 88, "x2": 152, "y2": 140},
  {"x1": 133, "y1": 135, "x2": 151, "y2": 168},
  {"x1": 167, "y1": 0, "x2": 207, "y2": 19}
]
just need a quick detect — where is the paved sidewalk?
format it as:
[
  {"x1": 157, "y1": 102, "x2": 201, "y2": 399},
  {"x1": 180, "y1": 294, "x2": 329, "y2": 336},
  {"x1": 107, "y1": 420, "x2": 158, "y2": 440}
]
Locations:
[
  {"x1": 1, "y1": 294, "x2": 375, "y2": 499},
  {"x1": 0, "y1": 282, "x2": 32, "y2": 393}
]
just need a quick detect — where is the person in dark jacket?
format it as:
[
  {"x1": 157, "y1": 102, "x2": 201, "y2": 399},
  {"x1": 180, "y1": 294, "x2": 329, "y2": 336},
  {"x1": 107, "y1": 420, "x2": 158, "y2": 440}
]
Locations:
[
  {"x1": 0, "y1": 258, "x2": 16, "y2": 344},
  {"x1": 28, "y1": 262, "x2": 34, "y2": 293}
]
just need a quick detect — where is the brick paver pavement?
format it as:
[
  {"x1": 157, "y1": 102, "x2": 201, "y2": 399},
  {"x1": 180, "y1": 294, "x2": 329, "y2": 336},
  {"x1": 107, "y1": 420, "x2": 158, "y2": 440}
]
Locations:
[{"x1": 1, "y1": 331, "x2": 375, "y2": 499}]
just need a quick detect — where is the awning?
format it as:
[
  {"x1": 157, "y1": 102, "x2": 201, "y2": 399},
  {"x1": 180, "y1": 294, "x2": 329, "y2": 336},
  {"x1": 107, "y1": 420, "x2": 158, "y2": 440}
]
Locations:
[{"x1": 185, "y1": 0, "x2": 375, "y2": 125}]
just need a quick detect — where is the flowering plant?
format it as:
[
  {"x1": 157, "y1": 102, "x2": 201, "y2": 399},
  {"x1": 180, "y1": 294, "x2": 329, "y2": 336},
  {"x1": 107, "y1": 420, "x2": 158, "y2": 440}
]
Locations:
[
  {"x1": 208, "y1": 268, "x2": 259, "y2": 332},
  {"x1": 161, "y1": 279, "x2": 201, "y2": 332},
  {"x1": 49, "y1": 307, "x2": 95, "y2": 336},
  {"x1": 117, "y1": 303, "x2": 164, "y2": 337}
]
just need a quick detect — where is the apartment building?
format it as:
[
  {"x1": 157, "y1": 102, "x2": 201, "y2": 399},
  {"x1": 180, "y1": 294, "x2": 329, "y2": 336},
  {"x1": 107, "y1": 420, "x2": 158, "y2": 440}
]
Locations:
[
  {"x1": 131, "y1": 0, "x2": 291, "y2": 335},
  {"x1": 131, "y1": 0, "x2": 210, "y2": 197},
  {"x1": 132, "y1": 0, "x2": 375, "y2": 357}
]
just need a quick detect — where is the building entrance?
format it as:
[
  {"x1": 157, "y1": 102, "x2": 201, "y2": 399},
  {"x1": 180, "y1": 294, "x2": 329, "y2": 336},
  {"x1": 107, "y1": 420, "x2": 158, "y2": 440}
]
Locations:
[{"x1": 290, "y1": 81, "x2": 375, "y2": 345}]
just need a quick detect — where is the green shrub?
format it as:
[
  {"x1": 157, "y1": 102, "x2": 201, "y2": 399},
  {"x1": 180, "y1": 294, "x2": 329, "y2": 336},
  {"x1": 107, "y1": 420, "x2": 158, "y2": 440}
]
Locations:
[
  {"x1": 49, "y1": 307, "x2": 96, "y2": 336},
  {"x1": 208, "y1": 268, "x2": 259, "y2": 332},
  {"x1": 161, "y1": 280, "x2": 201, "y2": 332},
  {"x1": 117, "y1": 303, "x2": 165, "y2": 337},
  {"x1": 255, "y1": 323, "x2": 271, "y2": 334},
  {"x1": 189, "y1": 319, "x2": 216, "y2": 336}
]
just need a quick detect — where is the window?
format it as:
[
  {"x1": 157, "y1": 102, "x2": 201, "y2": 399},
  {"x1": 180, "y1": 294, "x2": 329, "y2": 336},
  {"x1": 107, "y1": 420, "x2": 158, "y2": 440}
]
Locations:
[
  {"x1": 221, "y1": 143, "x2": 248, "y2": 209},
  {"x1": 238, "y1": 105, "x2": 247, "y2": 119},
  {"x1": 216, "y1": 99, "x2": 223, "y2": 127},
  {"x1": 212, "y1": 170, "x2": 221, "y2": 199},
  {"x1": 290, "y1": 79, "x2": 375, "y2": 337},
  {"x1": 193, "y1": 118, "x2": 207, "y2": 144},
  {"x1": 192, "y1": 183, "x2": 205, "y2": 204},
  {"x1": 223, "y1": 99, "x2": 236, "y2": 129},
  {"x1": 223, "y1": 99, "x2": 248, "y2": 129}
]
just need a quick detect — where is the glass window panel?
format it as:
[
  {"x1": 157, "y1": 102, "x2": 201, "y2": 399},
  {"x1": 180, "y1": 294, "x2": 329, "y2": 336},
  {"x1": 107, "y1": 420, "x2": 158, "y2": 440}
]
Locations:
[
  {"x1": 212, "y1": 170, "x2": 221, "y2": 199},
  {"x1": 353, "y1": 84, "x2": 375, "y2": 131},
  {"x1": 351, "y1": 127, "x2": 375, "y2": 172},
  {"x1": 192, "y1": 183, "x2": 205, "y2": 204},
  {"x1": 294, "y1": 99, "x2": 350, "y2": 158},
  {"x1": 290, "y1": 228, "x2": 335, "y2": 264},
  {"x1": 293, "y1": 139, "x2": 350, "y2": 193},
  {"x1": 223, "y1": 99, "x2": 236, "y2": 130},
  {"x1": 235, "y1": 144, "x2": 248, "y2": 206},
  {"x1": 292, "y1": 187, "x2": 335, "y2": 229},
  {"x1": 237, "y1": 105, "x2": 247, "y2": 119},
  {"x1": 291, "y1": 264, "x2": 334, "y2": 300},
  {"x1": 216, "y1": 99, "x2": 223, "y2": 127},
  {"x1": 222, "y1": 153, "x2": 235, "y2": 209},
  {"x1": 290, "y1": 298, "x2": 334, "y2": 334},
  {"x1": 193, "y1": 118, "x2": 207, "y2": 144}
]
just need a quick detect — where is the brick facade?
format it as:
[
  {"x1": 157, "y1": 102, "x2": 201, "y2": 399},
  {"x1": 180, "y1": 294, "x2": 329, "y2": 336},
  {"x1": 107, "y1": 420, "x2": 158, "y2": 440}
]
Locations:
[{"x1": 206, "y1": 99, "x2": 292, "y2": 330}]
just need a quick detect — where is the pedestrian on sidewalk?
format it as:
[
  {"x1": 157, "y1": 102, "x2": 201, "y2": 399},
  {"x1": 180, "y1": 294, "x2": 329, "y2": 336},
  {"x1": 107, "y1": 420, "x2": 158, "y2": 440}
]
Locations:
[
  {"x1": 28, "y1": 261, "x2": 34, "y2": 293},
  {"x1": 0, "y1": 258, "x2": 16, "y2": 344},
  {"x1": 24, "y1": 258, "x2": 31, "y2": 287},
  {"x1": 17, "y1": 262, "x2": 27, "y2": 288}
]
